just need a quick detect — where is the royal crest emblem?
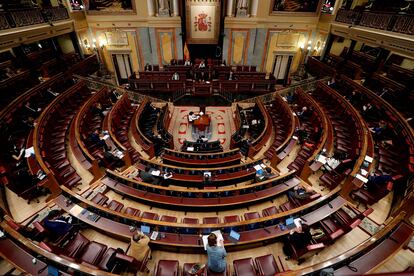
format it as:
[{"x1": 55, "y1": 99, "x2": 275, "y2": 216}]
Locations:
[{"x1": 194, "y1": 11, "x2": 211, "y2": 32}]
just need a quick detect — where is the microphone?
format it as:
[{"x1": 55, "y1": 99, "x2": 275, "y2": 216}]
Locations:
[
  {"x1": 300, "y1": 217, "x2": 308, "y2": 222},
  {"x1": 346, "y1": 264, "x2": 358, "y2": 272},
  {"x1": 328, "y1": 203, "x2": 333, "y2": 208}
]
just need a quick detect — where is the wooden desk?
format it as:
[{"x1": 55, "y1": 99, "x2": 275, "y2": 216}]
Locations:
[
  {"x1": 54, "y1": 187, "x2": 345, "y2": 252},
  {"x1": 193, "y1": 114, "x2": 210, "y2": 131}
]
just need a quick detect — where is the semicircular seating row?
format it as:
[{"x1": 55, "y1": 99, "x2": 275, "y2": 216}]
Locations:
[{"x1": 1, "y1": 56, "x2": 413, "y2": 275}]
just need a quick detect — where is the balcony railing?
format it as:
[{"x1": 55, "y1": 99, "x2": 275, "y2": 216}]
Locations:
[
  {"x1": 335, "y1": 8, "x2": 414, "y2": 35},
  {"x1": 0, "y1": 6, "x2": 69, "y2": 30}
]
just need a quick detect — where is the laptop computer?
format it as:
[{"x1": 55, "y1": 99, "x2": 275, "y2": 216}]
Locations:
[
  {"x1": 285, "y1": 218, "x2": 296, "y2": 229},
  {"x1": 141, "y1": 225, "x2": 151, "y2": 235},
  {"x1": 229, "y1": 230, "x2": 240, "y2": 242}
]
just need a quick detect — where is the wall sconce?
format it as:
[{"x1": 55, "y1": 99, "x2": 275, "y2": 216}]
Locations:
[
  {"x1": 98, "y1": 37, "x2": 107, "y2": 49},
  {"x1": 299, "y1": 43, "x2": 305, "y2": 50}
]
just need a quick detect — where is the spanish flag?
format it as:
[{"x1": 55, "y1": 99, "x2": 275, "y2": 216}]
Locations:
[{"x1": 183, "y1": 42, "x2": 190, "y2": 61}]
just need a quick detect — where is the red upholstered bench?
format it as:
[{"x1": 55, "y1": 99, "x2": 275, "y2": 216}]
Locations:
[
  {"x1": 124, "y1": 207, "x2": 141, "y2": 217},
  {"x1": 262, "y1": 206, "x2": 278, "y2": 217},
  {"x1": 154, "y1": 260, "x2": 179, "y2": 276},
  {"x1": 182, "y1": 217, "x2": 199, "y2": 224},
  {"x1": 233, "y1": 257, "x2": 257, "y2": 276},
  {"x1": 255, "y1": 254, "x2": 280, "y2": 276},
  {"x1": 206, "y1": 264, "x2": 230, "y2": 276},
  {"x1": 244, "y1": 212, "x2": 260, "y2": 220},
  {"x1": 161, "y1": 215, "x2": 178, "y2": 223},
  {"x1": 223, "y1": 215, "x2": 240, "y2": 223},
  {"x1": 107, "y1": 200, "x2": 124, "y2": 212},
  {"x1": 91, "y1": 192, "x2": 108, "y2": 206},
  {"x1": 203, "y1": 217, "x2": 220, "y2": 224},
  {"x1": 80, "y1": 241, "x2": 107, "y2": 267},
  {"x1": 142, "y1": 211, "x2": 159, "y2": 220}
]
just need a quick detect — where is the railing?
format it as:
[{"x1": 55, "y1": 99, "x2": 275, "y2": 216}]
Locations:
[
  {"x1": 237, "y1": 76, "x2": 329, "y2": 104},
  {"x1": 0, "y1": 6, "x2": 69, "y2": 30},
  {"x1": 73, "y1": 74, "x2": 167, "y2": 104},
  {"x1": 172, "y1": 88, "x2": 188, "y2": 102},
  {"x1": 335, "y1": 9, "x2": 414, "y2": 35},
  {"x1": 214, "y1": 89, "x2": 233, "y2": 103}
]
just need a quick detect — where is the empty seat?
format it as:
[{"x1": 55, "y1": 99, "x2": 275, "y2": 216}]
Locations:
[
  {"x1": 244, "y1": 212, "x2": 260, "y2": 220},
  {"x1": 61, "y1": 232, "x2": 90, "y2": 259},
  {"x1": 80, "y1": 241, "x2": 107, "y2": 267},
  {"x1": 91, "y1": 192, "x2": 108, "y2": 206},
  {"x1": 233, "y1": 257, "x2": 257, "y2": 276},
  {"x1": 107, "y1": 200, "x2": 124, "y2": 212},
  {"x1": 223, "y1": 215, "x2": 240, "y2": 223},
  {"x1": 125, "y1": 207, "x2": 141, "y2": 217},
  {"x1": 203, "y1": 217, "x2": 220, "y2": 224},
  {"x1": 182, "y1": 217, "x2": 199, "y2": 224},
  {"x1": 142, "y1": 211, "x2": 159, "y2": 220},
  {"x1": 154, "y1": 260, "x2": 179, "y2": 276},
  {"x1": 160, "y1": 215, "x2": 177, "y2": 223},
  {"x1": 255, "y1": 254, "x2": 279, "y2": 276},
  {"x1": 262, "y1": 206, "x2": 278, "y2": 217}
]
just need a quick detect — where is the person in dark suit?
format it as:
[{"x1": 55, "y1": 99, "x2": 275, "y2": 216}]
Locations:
[
  {"x1": 140, "y1": 166, "x2": 160, "y2": 185},
  {"x1": 43, "y1": 210, "x2": 73, "y2": 238},
  {"x1": 283, "y1": 224, "x2": 312, "y2": 260}
]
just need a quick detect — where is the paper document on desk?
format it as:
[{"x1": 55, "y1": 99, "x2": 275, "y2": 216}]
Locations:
[
  {"x1": 202, "y1": 230, "x2": 223, "y2": 250},
  {"x1": 151, "y1": 170, "x2": 161, "y2": 176},
  {"x1": 356, "y1": 174, "x2": 368, "y2": 183},
  {"x1": 364, "y1": 155, "x2": 373, "y2": 163},
  {"x1": 24, "y1": 147, "x2": 35, "y2": 157},
  {"x1": 316, "y1": 155, "x2": 327, "y2": 164},
  {"x1": 187, "y1": 147, "x2": 194, "y2": 151},
  {"x1": 253, "y1": 165, "x2": 262, "y2": 171}
]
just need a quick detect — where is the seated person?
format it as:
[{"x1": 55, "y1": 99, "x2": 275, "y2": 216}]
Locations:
[
  {"x1": 283, "y1": 223, "x2": 312, "y2": 260},
  {"x1": 103, "y1": 147, "x2": 124, "y2": 168},
  {"x1": 172, "y1": 72, "x2": 180, "y2": 80},
  {"x1": 196, "y1": 136, "x2": 208, "y2": 143},
  {"x1": 184, "y1": 59, "x2": 192, "y2": 66},
  {"x1": 288, "y1": 185, "x2": 313, "y2": 200},
  {"x1": 110, "y1": 89, "x2": 121, "y2": 104},
  {"x1": 43, "y1": 210, "x2": 73, "y2": 238},
  {"x1": 365, "y1": 170, "x2": 392, "y2": 193},
  {"x1": 140, "y1": 166, "x2": 161, "y2": 185},
  {"x1": 255, "y1": 167, "x2": 273, "y2": 182},
  {"x1": 188, "y1": 111, "x2": 199, "y2": 122},
  {"x1": 228, "y1": 70, "x2": 234, "y2": 80},
  {"x1": 92, "y1": 102, "x2": 106, "y2": 119},
  {"x1": 297, "y1": 106, "x2": 310, "y2": 119},
  {"x1": 323, "y1": 156, "x2": 341, "y2": 172},
  {"x1": 202, "y1": 173, "x2": 213, "y2": 188},
  {"x1": 89, "y1": 130, "x2": 108, "y2": 150},
  {"x1": 129, "y1": 231, "x2": 150, "y2": 263},
  {"x1": 198, "y1": 60, "x2": 206, "y2": 69},
  {"x1": 144, "y1": 63, "x2": 152, "y2": 71}
]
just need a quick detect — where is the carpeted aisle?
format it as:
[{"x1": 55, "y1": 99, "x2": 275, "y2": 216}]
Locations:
[{"x1": 169, "y1": 106, "x2": 235, "y2": 150}]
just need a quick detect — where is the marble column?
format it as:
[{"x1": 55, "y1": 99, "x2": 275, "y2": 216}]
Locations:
[
  {"x1": 172, "y1": 0, "x2": 179, "y2": 16},
  {"x1": 147, "y1": 0, "x2": 155, "y2": 16},
  {"x1": 227, "y1": 0, "x2": 235, "y2": 17},
  {"x1": 251, "y1": 0, "x2": 259, "y2": 16}
]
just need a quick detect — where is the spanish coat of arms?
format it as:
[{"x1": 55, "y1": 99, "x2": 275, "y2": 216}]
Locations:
[{"x1": 194, "y1": 11, "x2": 212, "y2": 32}]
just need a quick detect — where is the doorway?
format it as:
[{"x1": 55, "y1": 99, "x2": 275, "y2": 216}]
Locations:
[
  {"x1": 111, "y1": 53, "x2": 132, "y2": 85},
  {"x1": 272, "y1": 54, "x2": 294, "y2": 86}
]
